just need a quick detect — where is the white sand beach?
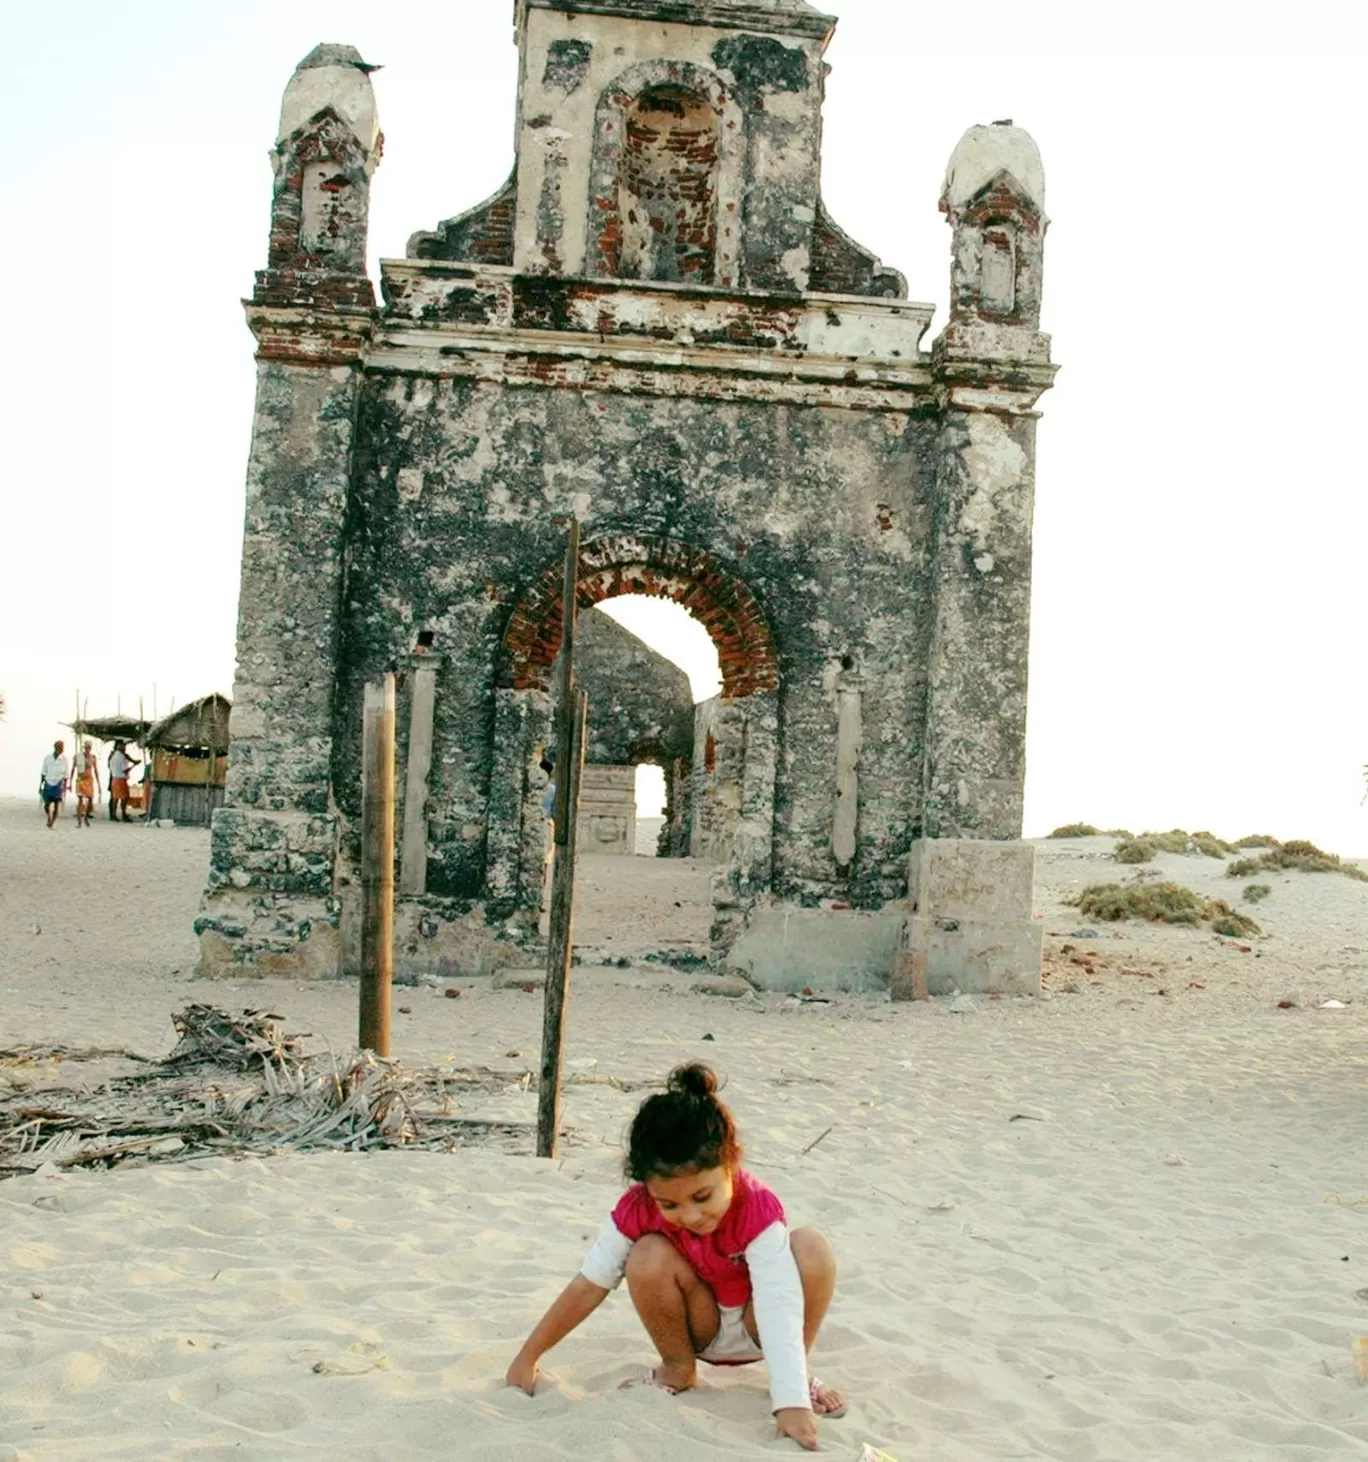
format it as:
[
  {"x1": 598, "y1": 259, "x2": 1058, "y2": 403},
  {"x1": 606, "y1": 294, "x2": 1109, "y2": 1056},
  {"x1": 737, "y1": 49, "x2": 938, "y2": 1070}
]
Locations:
[{"x1": 3, "y1": 798, "x2": 1367, "y2": 1460}]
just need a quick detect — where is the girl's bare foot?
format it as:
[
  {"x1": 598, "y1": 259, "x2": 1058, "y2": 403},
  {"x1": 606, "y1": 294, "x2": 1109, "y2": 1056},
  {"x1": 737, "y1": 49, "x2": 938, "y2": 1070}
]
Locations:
[
  {"x1": 620, "y1": 1362, "x2": 696, "y2": 1394},
  {"x1": 809, "y1": 1377, "x2": 846, "y2": 1416}
]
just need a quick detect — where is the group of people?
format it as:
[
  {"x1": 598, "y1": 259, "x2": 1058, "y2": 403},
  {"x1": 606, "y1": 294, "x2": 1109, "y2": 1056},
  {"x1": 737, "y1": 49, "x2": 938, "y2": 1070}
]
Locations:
[{"x1": 39, "y1": 737, "x2": 140, "y2": 828}]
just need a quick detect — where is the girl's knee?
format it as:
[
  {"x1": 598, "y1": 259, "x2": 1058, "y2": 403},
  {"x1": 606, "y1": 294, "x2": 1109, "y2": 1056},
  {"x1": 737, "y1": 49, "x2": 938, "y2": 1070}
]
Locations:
[
  {"x1": 790, "y1": 1227, "x2": 836, "y2": 1277},
  {"x1": 624, "y1": 1233, "x2": 680, "y2": 1281}
]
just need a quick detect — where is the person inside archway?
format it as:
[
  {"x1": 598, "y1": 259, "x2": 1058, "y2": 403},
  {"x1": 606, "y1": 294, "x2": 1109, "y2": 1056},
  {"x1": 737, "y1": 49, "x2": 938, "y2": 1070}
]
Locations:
[{"x1": 539, "y1": 748, "x2": 557, "y2": 911}]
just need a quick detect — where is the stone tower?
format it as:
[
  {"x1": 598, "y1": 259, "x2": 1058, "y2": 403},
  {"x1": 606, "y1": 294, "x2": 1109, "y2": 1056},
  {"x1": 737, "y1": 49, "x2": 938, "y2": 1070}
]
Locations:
[{"x1": 198, "y1": 3, "x2": 1058, "y2": 995}]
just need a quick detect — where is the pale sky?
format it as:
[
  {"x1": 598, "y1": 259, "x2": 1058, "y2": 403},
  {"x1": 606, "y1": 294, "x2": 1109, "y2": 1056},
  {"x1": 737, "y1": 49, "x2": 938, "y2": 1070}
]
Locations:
[{"x1": 3, "y1": 1, "x2": 1365, "y2": 854}]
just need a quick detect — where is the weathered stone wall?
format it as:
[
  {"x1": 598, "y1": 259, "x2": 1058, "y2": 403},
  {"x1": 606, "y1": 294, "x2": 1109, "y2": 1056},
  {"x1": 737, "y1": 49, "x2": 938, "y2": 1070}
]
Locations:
[
  {"x1": 200, "y1": 13, "x2": 1057, "y2": 990},
  {"x1": 575, "y1": 608, "x2": 694, "y2": 769},
  {"x1": 328, "y1": 373, "x2": 935, "y2": 916},
  {"x1": 690, "y1": 695, "x2": 723, "y2": 861}
]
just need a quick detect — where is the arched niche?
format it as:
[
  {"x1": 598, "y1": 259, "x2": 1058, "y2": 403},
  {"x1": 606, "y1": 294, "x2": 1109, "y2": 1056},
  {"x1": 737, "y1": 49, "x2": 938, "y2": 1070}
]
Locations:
[{"x1": 586, "y1": 61, "x2": 745, "y2": 290}]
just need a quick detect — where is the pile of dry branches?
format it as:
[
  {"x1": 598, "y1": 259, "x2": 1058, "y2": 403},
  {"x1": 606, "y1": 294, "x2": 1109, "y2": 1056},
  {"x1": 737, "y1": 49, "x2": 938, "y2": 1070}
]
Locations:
[{"x1": 0, "y1": 1007, "x2": 535, "y2": 1179}]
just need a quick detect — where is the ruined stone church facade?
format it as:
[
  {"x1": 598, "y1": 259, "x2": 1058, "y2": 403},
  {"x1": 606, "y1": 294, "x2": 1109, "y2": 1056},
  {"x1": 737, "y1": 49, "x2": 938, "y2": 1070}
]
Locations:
[{"x1": 197, "y1": 0, "x2": 1057, "y2": 992}]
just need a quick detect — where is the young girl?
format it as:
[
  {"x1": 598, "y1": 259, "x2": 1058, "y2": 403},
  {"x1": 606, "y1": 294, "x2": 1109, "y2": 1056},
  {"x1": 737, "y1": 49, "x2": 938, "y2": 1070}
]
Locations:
[{"x1": 505, "y1": 1064, "x2": 845, "y2": 1452}]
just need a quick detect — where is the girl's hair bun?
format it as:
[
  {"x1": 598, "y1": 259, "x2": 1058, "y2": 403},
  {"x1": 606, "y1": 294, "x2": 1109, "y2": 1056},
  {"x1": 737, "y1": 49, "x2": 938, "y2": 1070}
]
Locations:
[
  {"x1": 667, "y1": 1063, "x2": 718, "y2": 1100},
  {"x1": 625, "y1": 1063, "x2": 739, "y2": 1180}
]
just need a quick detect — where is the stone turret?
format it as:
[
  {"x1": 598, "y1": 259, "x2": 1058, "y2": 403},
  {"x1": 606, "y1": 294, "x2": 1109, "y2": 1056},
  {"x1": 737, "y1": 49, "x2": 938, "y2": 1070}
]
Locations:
[
  {"x1": 197, "y1": 44, "x2": 384, "y2": 979},
  {"x1": 255, "y1": 44, "x2": 383, "y2": 312},
  {"x1": 941, "y1": 120, "x2": 1046, "y2": 329},
  {"x1": 890, "y1": 119, "x2": 1059, "y2": 1001}
]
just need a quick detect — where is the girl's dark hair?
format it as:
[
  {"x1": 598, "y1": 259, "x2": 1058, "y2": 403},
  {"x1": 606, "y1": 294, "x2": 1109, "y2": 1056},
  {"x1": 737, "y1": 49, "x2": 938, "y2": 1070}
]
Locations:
[{"x1": 626, "y1": 1063, "x2": 742, "y2": 1181}]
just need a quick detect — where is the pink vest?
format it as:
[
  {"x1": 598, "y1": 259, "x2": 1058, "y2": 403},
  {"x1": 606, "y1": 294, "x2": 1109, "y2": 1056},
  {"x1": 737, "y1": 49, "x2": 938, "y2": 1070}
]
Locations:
[{"x1": 611, "y1": 1169, "x2": 785, "y2": 1309}]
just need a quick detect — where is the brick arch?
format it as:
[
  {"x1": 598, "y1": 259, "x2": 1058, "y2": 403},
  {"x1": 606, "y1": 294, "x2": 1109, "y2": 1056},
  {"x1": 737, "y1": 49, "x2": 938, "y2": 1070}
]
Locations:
[{"x1": 502, "y1": 535, "x2": 777, "y2": 700}]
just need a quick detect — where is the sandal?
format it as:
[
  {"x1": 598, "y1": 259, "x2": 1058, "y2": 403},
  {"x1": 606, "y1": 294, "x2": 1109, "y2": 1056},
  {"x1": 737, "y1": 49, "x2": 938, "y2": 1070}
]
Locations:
[{"x1": 810, "y1": 1376, "x2": 847, "y2": 1418}]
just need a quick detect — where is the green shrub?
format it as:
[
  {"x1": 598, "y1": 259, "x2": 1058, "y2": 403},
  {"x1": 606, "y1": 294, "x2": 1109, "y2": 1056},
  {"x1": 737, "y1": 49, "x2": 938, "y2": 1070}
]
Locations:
[
  {"x1": 1192, "y1": 831, "x2": 1234, "y2": 858},
  {"x1": 1243, "y1": 883, "x2": 1271, "y2": 903},
  {"x1": 1138, "y1": 829, "x2": 1191, "y2": 855},
  {"x1": 1234, "y1": 835, "x2": 1276, "y2": 849},
  {"x1": 1049, "y1": 823, "x2": 1101, "y2": 838},
  {"x1": 1225, "y1": 840, "x2": 1368, "y2": 884},
  {"x1": 1105, "y1": 828, "x2": 1135, "y2": 840},
  {"x1": 1115, "y1": 838, "x2": 1157, "y2": 864},
  {"x1": 1066, "y1": 880, "x2": 1261, "y2": 936},
  {"x1": 1268, "y1": 839, "x2": 1364, "y2": 876},
  {"x1": 1209, "y1": 902, "x2": 1261, "y2": 937},
  {"x1": 1069, "y1": 881, "x2": 1205, "y2": 925}
]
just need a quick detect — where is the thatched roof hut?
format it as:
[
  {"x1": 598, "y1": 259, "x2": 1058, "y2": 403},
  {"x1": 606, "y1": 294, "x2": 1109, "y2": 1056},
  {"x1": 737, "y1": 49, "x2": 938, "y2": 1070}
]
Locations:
[
  {"x1": 149, "y1": 693, "x2": 231, "y2": 756},
  {"x1": 146, "y1": 693, "x2": 231, "y2": 825}
]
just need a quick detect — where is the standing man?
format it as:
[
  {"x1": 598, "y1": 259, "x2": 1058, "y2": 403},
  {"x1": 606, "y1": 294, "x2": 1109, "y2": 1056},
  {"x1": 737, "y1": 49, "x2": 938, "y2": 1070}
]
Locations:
[
  {"x1": 71, "y1": 738, "x2": 102, "y2": 827},
  {"x1": 108, "y1": 739, "x2": 141, "y2": 823},
  {"x1": 40, "y1": 739, "x2": 69, "y2": 828}
]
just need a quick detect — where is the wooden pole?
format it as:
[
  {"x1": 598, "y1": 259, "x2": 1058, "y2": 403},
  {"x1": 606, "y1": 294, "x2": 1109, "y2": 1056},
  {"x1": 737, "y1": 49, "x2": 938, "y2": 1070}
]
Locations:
[
  {"x1": 538, "y1": 689, "x2": 587, "y2": 1158},
  {"x1": 537, "y1": 520, "x2": 582, "y2": 1159},
  {"x1": 551, "y1": 519, "x2": 580, "y2": 836},
  {"x1": 359, "y1": 673, "x2": 396, "y2": 1057}
]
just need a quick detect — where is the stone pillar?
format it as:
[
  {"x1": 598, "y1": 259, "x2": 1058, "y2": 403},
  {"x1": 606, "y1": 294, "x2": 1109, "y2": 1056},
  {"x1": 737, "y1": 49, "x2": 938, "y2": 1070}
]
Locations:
[
  {"x1": 709, "y1": 691, "x2": 778, "y2": 958},
  {"x1": 485, "y1": 687, "x2": 552, "y2": 923},
  {"x1": 399, "y1": 658, "x2": 440, "y2": 896},
  {"x1": 832, "y1": 665, "x2": 863, "y2": 871},
  {"x1": 197, "y1": 45, "x2": 380, "y2": 979},
  {"x1": 899, "y1": 120, "x2": 1057, "y2": 998}
]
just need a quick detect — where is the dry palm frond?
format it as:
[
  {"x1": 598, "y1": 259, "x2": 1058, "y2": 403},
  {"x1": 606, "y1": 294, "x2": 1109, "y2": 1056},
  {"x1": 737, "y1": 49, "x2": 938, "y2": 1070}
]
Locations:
[{"x1": 0, "y1": 1006, "x2": 537, "y2": 1179}]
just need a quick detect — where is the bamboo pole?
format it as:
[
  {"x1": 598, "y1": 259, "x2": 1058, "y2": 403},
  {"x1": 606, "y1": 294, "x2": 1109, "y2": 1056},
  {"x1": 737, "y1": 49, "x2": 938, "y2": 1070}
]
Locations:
[
  {"x1": 537, "y1": 521, "x2": 582, "y2": 1160},
  {"x1": 359, "y1": 674, "x2": 396, "y2": 1057}
]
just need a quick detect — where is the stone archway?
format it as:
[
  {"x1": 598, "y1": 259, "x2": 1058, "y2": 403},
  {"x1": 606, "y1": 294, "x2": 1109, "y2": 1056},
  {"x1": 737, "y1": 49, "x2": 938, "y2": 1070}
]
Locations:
[
  {"x1": 489, "y1": 534, "x2": 779, "y2": 955},
  {"x1": 501, "y1": 534, "x2": 777, "y2": 699}
]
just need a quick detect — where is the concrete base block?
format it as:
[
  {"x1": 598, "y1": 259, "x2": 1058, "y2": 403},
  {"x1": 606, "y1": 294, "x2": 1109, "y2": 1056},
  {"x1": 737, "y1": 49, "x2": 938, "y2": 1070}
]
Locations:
[
  {"x1": 896, "y1": 838, "x2": 1042, "y2": 999},
  {"x1": 194, "y1": 896, "x2": 341, "y2": 981},
  {"x1": 898, "y1": 912, "x2": 1042, "y2": 997},
  {"x1": 908, "y1": 836, "x2": 1035, "y2": 923},
  {"x1": 727, "y1": 903, "x2": 902, "y2": 993}
]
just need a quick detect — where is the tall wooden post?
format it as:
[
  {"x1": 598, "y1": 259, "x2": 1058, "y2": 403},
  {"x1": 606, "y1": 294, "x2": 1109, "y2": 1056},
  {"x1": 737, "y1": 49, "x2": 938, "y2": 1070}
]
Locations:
[
  {"x1": 537, "y1": 522, "x2": 584, "y2": 1159},
  {"x1": 359, "y1": 673, "x2": 396, "y2": 1056}
]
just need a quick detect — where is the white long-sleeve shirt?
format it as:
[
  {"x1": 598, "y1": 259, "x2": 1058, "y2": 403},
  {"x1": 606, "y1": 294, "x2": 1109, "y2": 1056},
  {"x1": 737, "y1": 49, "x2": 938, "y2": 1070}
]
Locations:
[{"x1": 580, "y1": 1214, "x2": 810, "y2": 1413}]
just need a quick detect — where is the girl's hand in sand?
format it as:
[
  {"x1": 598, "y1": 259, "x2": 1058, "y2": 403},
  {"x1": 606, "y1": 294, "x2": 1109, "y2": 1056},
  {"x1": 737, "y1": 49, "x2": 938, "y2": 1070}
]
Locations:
[
  {"x1": 505, "y1": 1353, "x2": 540, "y2": 1394},
  {"x1": 775, "y1": 1407, "x2": 820, "y2": 1451}
]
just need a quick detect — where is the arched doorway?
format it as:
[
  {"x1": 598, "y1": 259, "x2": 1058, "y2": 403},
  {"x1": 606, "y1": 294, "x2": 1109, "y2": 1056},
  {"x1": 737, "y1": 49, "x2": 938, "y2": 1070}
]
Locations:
[
  {"x1": 597, "y1": 591, "x2": 722, "y2": 858},
  {"x1": 490, "y1": 534, "x2": 778, "y2": 957}
]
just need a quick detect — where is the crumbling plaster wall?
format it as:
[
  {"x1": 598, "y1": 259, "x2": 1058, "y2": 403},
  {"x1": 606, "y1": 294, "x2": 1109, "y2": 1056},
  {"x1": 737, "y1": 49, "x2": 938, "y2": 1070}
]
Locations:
[
  {"x1": 328, "y1": 371, "x2": 936, "y2": 920},
  {"x1": 512, "y1": 6, "x2": 828, "y2": 290}
]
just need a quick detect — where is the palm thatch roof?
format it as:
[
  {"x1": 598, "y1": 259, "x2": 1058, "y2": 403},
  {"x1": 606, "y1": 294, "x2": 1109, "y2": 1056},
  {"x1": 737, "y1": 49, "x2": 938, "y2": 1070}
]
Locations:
[{"x1": 147, "y1": 692, "x2": 231, "y2": 754}]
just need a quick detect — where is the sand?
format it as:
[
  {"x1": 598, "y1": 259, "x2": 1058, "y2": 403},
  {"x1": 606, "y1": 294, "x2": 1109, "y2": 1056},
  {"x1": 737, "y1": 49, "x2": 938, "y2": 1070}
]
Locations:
[{"x1": 3, "y1": 798, "x2": 1368, "y2": 1460}]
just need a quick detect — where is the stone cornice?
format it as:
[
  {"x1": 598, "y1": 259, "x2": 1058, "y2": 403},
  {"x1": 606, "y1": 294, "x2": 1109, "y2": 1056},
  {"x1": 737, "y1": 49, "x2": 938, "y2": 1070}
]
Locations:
[
  {"x1": 366, "y1": 325, "x2": 934, "y2": 411},
  {"x1": 931, "y1": 323, "x2": 1058, "y2": 415},
  {"x1": 519, "y1": 0, "x2": 836, "y2": 41},
  {"x1": 380, "y1": 258, "x2": 933, "y2": 363},
  {"x1": 245, "y1": 303, "x2": 378, "y2": 367}
]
